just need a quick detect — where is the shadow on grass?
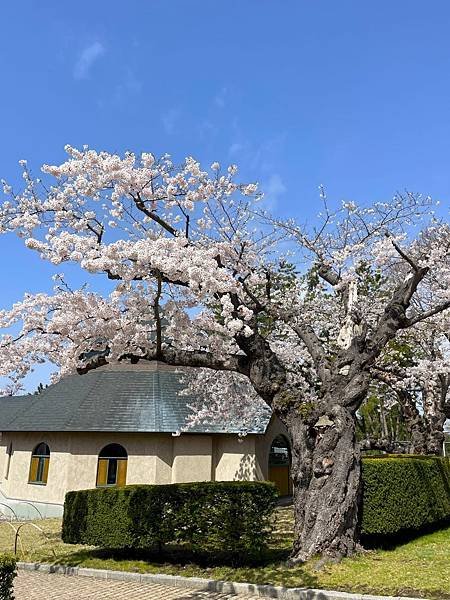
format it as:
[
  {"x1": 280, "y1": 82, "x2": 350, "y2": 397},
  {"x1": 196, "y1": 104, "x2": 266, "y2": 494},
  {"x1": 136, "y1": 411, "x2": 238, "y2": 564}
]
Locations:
[
  {"x1": 47, "y1": 544, "x2": 319, "y2": 588},
  {"x1": 361, "y1": 517, "x2": 450, "y2": 550},
  {"x1": 52, "y1": 545, "x2": 291, "y2": 567}
]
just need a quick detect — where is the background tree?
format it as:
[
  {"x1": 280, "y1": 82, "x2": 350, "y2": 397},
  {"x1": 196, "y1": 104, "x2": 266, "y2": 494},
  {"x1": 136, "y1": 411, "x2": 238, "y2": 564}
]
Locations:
[
  {"x1": 0, "y1": 147, "x2": 448, "y2": 562},
  {"x1": 357, "y1": 386, "x2": 411, "y2": 453},
  {"x1": 371, "y1": 329, "x2": 449, "y2": 455}
]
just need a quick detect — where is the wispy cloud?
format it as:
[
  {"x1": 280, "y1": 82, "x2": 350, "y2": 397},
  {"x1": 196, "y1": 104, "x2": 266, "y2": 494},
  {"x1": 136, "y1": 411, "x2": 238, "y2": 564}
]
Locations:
[
  {"x1": 228, "y1": 132, "x2": 287, "y2": 172},
  {"x1": 113, "y1": 69, "x2": 142, "y2": 104},
  {"x1": 262, "y1": 173, "x2": 286, "y2": 210},
  {"x1": 226, "y1": 126, "x2": 287, "y2": 210},
  {"x1": 214, "y1": 86, "x2": 228, "y2": 108},
  {"x1": 161, "y1": 108, "x2": 181, "y2": 135},
  {"x1": 228, "y1": 142, "x2": 245, "y2": 156},
  {"x1": 74, "y1": 41, "x2": 105, "y2": 80}
]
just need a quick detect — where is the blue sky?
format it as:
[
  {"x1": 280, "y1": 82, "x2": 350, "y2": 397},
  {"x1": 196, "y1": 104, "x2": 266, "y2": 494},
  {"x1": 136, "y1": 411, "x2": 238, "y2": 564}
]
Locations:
[{"x1": 0, "y1": 1, "x2": 449, "y2": 390}]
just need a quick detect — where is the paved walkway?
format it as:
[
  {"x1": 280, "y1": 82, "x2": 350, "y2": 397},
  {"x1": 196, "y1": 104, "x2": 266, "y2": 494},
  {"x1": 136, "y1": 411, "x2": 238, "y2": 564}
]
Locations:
[{"x1": 15, "y1": 571, "x2": 255, "y2": 599}]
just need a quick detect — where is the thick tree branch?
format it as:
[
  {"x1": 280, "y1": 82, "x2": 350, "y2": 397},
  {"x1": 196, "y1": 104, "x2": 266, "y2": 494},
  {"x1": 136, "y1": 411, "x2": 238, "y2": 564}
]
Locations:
[
  {"x1": 80, "y1": 347, "x2": 250, "y2": 378},
  {"x1": 317, "y1": 263, "x2": 341, "y2": 286},
  {"x1": 371, "y1": 365, "x2": 405, "y2": 385},
  {"x1": 153, "y1": 273, "x2": 163, "y2": 356},
  {"x1": 289, "y1": 322, "x2": 331, "y2": 383},
  {"x1": 128, "y1": 347, "x2": 250, "y2": 376},
  {"x1": 369, "y1": 266, "x2": 429, "y2": 354}
]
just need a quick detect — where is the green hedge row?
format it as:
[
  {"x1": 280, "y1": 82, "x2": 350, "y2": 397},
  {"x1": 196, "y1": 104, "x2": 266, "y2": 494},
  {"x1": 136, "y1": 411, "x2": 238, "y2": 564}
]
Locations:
[
  {"x1": 63, "y1": 457, "x2": 450, "y2": 555},
  {"x1": 0, "y1": 554, "x2": 16, "y2": 600},
  {"x1": 361, "y1": 455, "x2": 450, "y2": 536},
  {"x1": 63, "y1": 481, "x2": 277, "y2": 559}
]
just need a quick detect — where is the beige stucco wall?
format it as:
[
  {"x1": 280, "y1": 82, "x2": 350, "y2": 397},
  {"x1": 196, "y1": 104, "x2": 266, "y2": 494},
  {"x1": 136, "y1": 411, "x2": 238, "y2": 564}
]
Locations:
[
  {"x1": 0, "y1": 431, "x2": 170, "y2": 505},
  {"x1": 0, "y1": 431, "x2": 72, "y2": 505},
  {"x1": 172, "y1": 435, "x2": 213, "y2": 482},
  {"x1": 0, "y1": 415, "x2": 289, "y2": 506},
  {"x1": 214, "y1": 434, "x2": 259, "y2": 481}
]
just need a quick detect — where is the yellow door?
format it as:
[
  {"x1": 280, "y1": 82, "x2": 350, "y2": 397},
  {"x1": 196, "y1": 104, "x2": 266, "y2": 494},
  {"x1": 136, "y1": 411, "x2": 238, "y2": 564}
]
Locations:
[
  {"x1": 116, "y1": 459, "x2": 127, "y2": 487},
  {"x1": 96, "y1": 458, "x2": 108, "y2": 486},
  {"x1": 269, "y1": 465, "x2": 290, "y2": 496}
]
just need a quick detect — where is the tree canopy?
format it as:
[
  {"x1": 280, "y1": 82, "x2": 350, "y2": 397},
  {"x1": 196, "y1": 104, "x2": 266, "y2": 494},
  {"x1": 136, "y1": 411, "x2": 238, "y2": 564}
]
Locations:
[{"x1": 0, "y1": 146, "x2": 448, "y2": 560}]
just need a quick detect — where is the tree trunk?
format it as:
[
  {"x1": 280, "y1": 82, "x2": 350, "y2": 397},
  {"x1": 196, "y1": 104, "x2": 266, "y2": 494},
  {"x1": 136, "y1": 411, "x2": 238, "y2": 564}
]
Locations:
[
  {"x1": 397, "y1": 390, "x2": 428, "y2": 454},
  {"x1": 379, "y1": 398, "x2": 389, "y2": 440},
  {"x1": 424, "y1": 383, "x2": 447, "y2": 456},
  {"x1": 426, "y1": 428, "x2": 445, "y2": 455},
  {"x1": 288, "y1": 405, "x2": 361, "y2": 563}
]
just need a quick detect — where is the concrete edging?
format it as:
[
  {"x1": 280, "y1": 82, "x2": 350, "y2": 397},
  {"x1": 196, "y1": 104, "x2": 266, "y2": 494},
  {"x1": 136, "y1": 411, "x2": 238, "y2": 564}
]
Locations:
[{"x1": 17, "y1": 561, "x2": 427, "y2": 600}]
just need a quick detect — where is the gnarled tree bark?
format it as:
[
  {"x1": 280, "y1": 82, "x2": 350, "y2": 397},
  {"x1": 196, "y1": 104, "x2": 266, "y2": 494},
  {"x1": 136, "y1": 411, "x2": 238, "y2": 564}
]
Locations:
[
  {"x1": 424, "y1": 377, "x2": 448, "y2": 455},
  {"x1": 288, "y1": 404, "x2": 361, "y2": 563}
]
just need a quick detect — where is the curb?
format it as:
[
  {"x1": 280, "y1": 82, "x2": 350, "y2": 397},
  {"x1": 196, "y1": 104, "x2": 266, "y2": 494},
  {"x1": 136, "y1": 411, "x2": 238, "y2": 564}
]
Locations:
[{"x1": 17, "y1": 562, "x2": 427, "y2": 600}]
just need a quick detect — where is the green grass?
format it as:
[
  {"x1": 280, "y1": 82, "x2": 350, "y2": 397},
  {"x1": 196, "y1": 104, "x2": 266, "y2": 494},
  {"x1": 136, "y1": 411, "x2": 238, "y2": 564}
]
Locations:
[{"x1": 0, "y1": 508, "x2": 449, "y2": 598}]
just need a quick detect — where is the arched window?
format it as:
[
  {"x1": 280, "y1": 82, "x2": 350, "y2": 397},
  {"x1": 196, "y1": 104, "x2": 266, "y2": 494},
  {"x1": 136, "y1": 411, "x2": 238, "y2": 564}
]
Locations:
[
  {"x1": 269, "y1": 435, "x2": 290, "y2": 467},
  {"x1": 29, "y1": 442, "x2": 50, "y2": 485},
  {"x1": 96, "y1": 444, "x2": 127, "y2": 487}
]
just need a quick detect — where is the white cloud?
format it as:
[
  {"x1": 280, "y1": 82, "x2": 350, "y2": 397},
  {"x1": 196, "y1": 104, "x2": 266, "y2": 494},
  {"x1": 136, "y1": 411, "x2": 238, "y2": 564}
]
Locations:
[
  {"x1": 262, "y1": 173, "x2": 286, "y2": 210},
  {"x1": 161, "y1": 108, "x2": 181, "y2": 135},
  {"x1": 74, "y1": 41, "x2": 105, "y2": 80}
]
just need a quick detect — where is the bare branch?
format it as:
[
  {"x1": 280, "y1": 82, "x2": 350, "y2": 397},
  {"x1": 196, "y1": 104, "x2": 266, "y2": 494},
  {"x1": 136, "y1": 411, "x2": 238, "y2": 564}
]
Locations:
[
  {"x1": 289, "y1": 322, "x2": 331, "y2": 383},
  {"x1": 390, "y1": 238, "x2": 419, "y2": 271},
  {"x1": 106, "y1": 268, "x2": 188, "y2": 288},
  {"x1": 131, "y1": 192, "x2": 179, "y2": 237},
  {"x1": 403, "y1": 300, "x2": 450, "y2": 328}
]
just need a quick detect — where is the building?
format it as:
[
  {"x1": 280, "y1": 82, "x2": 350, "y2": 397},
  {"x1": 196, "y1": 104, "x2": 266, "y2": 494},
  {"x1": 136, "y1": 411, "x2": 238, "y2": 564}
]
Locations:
[{"x1": 0, "y1": 361, "x2": 292, "y2": 519}]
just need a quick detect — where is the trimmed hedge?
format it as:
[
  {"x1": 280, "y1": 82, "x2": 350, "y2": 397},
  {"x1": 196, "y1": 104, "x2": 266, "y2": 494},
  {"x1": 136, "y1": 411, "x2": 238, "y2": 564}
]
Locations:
[
  {"x1": 0, "y1": 554, "x2": 16, "y2": 600},
  {"x1": 63, "y1": 481, "x2": 277, "y2": 559},
  {"x1": 63, "y1": 457, "x2": 450, "y2": 556},
  {"x1": 361, "y1": 455, "x2": 450, "y2": 536}
]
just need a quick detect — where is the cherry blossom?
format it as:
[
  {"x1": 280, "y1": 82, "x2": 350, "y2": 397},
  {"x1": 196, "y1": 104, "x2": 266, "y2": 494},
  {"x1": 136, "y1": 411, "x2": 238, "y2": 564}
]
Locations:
[{"x1": 0, "y1": 146, "x2": 448, "y2": 562}]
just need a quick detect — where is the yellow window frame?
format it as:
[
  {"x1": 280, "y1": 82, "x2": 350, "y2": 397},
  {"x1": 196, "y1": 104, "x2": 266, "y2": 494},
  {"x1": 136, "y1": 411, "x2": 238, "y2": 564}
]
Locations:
[{"x1": 28, "y1": 455, "x2": 49, "y2": 485}]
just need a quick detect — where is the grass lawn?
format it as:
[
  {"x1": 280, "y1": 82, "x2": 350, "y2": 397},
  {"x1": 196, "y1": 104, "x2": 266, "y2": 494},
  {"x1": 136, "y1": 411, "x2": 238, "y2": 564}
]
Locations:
[{"x1": 0, "y1": 507, "x2": 448, "y2": 599}]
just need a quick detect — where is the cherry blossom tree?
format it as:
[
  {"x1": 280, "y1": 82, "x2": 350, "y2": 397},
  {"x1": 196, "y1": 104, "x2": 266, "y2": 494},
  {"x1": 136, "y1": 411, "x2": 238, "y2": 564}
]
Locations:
[
  {"x1": 350, "y1": 298, "x2": 449, "y2": 455},
  {"x1": 0, "y1": 146, "x2": 449, "y2": 562},
  {"x1": 371, "y1": 328, "x2": 449, "y2": 455},
  {"x1": 367, "y1": 227, "x2": 450, "y2": 455},
  {"x1": 357, "y1": 386, "x2": 410, "y2": 453}
]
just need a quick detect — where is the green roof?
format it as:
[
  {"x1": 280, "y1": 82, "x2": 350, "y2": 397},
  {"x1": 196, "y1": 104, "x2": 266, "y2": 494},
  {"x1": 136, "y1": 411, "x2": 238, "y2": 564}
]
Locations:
[{"x1": 0, "y1": 362, "x2": 270, "y2": 434}]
